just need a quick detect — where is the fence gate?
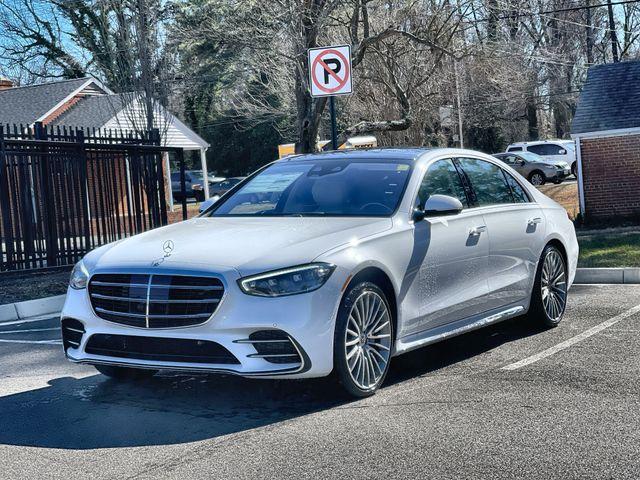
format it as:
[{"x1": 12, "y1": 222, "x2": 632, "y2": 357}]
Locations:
[{"x1": 0, "y1": 124, "x2": 185, "y2": 272}]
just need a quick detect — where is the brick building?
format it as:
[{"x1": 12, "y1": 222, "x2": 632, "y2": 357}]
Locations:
[{"x1": 571, "y1": 60, "x2": 640, "y2": 223}]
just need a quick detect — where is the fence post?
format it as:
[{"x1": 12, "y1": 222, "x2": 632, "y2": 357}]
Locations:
[
  {"x1": 177, "y1": 149, "x2": 188, "y2": 221},
  {"x1": 151, "y1": 128, "x2": 161, "y2": 146},
  {"x1": 35, "y1": 122, "x2": 58, "y2": 267},
  {"x1": 76, "y1": 129, "x2": 93, "y2": 254},
  {"x1": 0, "y1": 125, "x2": 16, "y2": 270}
]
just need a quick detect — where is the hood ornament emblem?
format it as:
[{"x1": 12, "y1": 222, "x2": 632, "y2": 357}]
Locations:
[
  {"x1": 163, "y1": 240, "x2": 175, "y2": 254},
  {"x1": 152, "y1": 240, "x2": 175, "y2": 266}
]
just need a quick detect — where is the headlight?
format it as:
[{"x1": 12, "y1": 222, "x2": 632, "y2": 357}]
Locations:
[
  {"x1": 69, "y1": 260, "x2": 89, "y2": 289},
  {"x1": 238, "y1": 263, "x2": 335, "y2": 297}
]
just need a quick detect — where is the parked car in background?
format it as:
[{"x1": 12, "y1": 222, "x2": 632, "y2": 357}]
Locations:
[
  {"x1": 506, "y1": 140, "x2": 577, "y2": 177},
  {"x1": 492, "y1": 151, "x2": 570, "y2": 186},
  {"x1": 62, "y1": 148, "x2": 578, "y2": 397},
  {"x1": 210, "y1": 177, "x2": 246, "y2": 197},
  {"x1": 171, "y1": 170, "x2": 225, "y2": 202}
]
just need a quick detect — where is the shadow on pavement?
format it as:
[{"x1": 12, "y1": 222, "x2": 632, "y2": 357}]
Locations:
[{"x1": 0, "y1": 315, "x2": 543, "y2": 450}]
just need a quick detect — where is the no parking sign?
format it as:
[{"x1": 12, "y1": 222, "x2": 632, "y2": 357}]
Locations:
[{"x1": 308, "y1": 45, "x2": 353, "y2": 97}]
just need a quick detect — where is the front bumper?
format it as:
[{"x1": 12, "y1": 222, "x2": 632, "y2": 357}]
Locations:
[
  {"x1": 61, "y1": 267, "x2": 345, "y2": 379},
  {"x1": 548, "y1": 168, "x2": 571, "y2": 181}
]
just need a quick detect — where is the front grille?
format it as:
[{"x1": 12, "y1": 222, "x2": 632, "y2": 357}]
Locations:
[
  {"x1": 61, "y1": 318, "x2": 85, "y2": 351},
  {"x1": 85, "y1": 334, "x2": 240, "y2": 364},
  {"x1": 245, "y1": 330, "x2": 302, "y2": 364},
  {"x1": 89, "y1": 273, "x2": 224, "y2": 328}
]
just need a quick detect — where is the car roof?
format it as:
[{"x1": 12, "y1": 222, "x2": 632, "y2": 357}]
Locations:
[
  {"x1": 508, "y1": 139, "x2": 573, "y2": 146},
  {"x1": 278, "y1": 147, "x2": 436, "y2": 163}
]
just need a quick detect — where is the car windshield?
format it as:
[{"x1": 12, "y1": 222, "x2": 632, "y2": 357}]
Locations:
[
  {"x1": 206, "y1": 159, "x2": 412, "y2": 217},
  {"x1": 518, "y1": 152, "x2": 545, "y2": 163}
]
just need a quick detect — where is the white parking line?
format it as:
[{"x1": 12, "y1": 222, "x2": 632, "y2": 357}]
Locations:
[
  {"x1": 0, "y1": 316, "x2": 58, "y2": 327},
  {"x1": 0, "y1": 339, "x2": 61, "y2": 345},
  {"x1": 0, "y1": 327, "x2": 60, "y2": 334},
  {"x1": 502, "y1": 303, "x2": 640, "y2": 371}
]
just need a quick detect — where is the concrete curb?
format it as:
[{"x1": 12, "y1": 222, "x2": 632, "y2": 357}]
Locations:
[
  {"x1": 0, "y1": 294, "x2": 65, "y2": 323},
  {"x1": 575, "y1": 268, "x2": 640, "y2": 284}
]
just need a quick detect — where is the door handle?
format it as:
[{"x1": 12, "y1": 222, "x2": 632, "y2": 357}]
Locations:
[
  {"x1": 527, "y1": 217, "x2": 543, "y2": 225},
  {"x1": 469, "y1": 225, "x2": 487, "y2": 236}
]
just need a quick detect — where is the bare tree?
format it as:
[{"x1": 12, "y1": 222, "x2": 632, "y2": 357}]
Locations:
[{"x1": 175, "y1": 0, "x2": 468, "y2": 153}]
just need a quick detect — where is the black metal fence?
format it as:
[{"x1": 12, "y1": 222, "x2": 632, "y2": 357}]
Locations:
[{"x1": 0, "y1": 122, "x2": 186, "y2": 272}]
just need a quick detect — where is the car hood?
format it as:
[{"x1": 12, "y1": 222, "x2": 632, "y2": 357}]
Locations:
[
  {"x1": 540, "y1": 158, "x2": 570, "y2": 167},
  {"x1": 84, "y1": 217, "x2": 392, "y2": 276}
]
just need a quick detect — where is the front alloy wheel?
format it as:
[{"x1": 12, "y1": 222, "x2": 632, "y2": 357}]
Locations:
[
  {"x1": 529, "y1": 172, "x2": 545, "y2": 186},
  {"x1": 529, "y1": 245, "x2": 568, "y2": 327},
  {"x1": 334, "y1": 282, "x2": 393, "y2": 397}
]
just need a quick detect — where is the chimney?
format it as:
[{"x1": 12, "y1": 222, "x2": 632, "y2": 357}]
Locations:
[{"x1": 0, "y1": 78, "x2": 14, "y2": 91}]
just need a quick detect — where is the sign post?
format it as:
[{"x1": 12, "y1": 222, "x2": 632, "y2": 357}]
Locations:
[{"x1": 308, "y1": 45, "x2": 353, "y2": 150}]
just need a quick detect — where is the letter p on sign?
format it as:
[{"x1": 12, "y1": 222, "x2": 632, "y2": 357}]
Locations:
[{"x1": 308, "y1": 45, "x2": 353, "y2": 97}]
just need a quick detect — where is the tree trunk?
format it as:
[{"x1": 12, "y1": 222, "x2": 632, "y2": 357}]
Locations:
[{"x1": 526, "y1": 96, "x2": 538, "y2": 140}]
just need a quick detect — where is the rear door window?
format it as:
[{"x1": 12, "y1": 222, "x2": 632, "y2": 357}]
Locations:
[
  {"x1": 507, "y1": 146, "x2": 522, "y2": 152},
  {"x1": 528, "y1": 144, "x2": 564, "y2": 156},
  {"x1": 456, "y1": 158, "x2": 514, "y2": 207}
]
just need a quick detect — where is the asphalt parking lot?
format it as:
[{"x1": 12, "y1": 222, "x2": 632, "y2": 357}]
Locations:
[{"x1": 1, "y1": 284, "x2": 639, "y2": 479}]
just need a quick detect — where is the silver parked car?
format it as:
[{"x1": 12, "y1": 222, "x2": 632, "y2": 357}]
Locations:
[
  {"x1": 493, "y1": 152, "x2": 570, "y2": 186},
  {"x1": 63, "y1": 148, "x2": 578, "y2": 397}
]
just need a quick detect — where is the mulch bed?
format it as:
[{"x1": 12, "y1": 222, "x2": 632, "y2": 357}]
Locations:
[{"x1": 0, "y1": 268, "x2": 71, "y2": 305}]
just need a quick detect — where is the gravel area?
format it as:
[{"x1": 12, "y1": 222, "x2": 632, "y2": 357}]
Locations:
[{"x1": 0, "y1": 269, "x2": 70, "y2": 304}]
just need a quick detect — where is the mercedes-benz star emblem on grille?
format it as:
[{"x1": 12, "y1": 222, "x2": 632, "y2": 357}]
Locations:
[{"x1": 163, "y1": 240, "x2": 175, "y2": 254}]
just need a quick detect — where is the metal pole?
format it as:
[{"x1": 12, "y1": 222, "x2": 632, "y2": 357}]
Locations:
[
  {"x1": 200, "y1": 148, "x2": 210, "y2": 199},
  {"x1": 329, "y1": 96, "x2": 338, "y2": 150},
  {"x1": 178, "y1": 149, "x2": 187, "y2": 221},
  {"x1": 607, "y1": 0, "x2": 619, "y2": 62},
  {"x1": 453, "y1": 60, "x2": 464, "y2": 149}
]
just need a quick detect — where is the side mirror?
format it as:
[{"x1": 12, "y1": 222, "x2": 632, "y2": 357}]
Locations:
[
  {"x1": 422, "y1": 194, "x2": 463, "y2": 218},
  {"x1": 518, "y1": 159, "x2": 526, "y2": 166},
  {"x1": 198, "y1": 195, "x2": 221, "y2": 214}
]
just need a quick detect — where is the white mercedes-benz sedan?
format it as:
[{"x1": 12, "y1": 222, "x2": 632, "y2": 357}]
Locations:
[{"x1": 62, "y1": 148, "x2": 578, "y2": 397}]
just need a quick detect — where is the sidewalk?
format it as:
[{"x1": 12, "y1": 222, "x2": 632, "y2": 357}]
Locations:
[{"x1": 0, "y1": 295, "x2": 65, "y2": 323}]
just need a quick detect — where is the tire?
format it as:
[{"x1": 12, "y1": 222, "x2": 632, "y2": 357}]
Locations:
[
  {"x1": 94, "y1": 364, "x2": 158, "y2": 380},
  {"x1": 571, "y1": 162, "x2": 577, "y2": 178},
  {"x1": 527, "y1": 244, "x2": 568, "y2": 328},
  {"x1": 195, "y1": 191, "x2": 205, "y2": 202},
  {"x1": 528, "y1": 171, "x2": 546, "y2": 186},
  {"x1": 333, "y1": 282, "x2": 394, "y2": 398},
  {"x1": 553, "y1": 179, "x2": 562, "y2": 184}
]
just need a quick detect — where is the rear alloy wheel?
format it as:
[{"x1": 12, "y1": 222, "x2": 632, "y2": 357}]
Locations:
[
  {"x1": 94, "y1": 364, "x2": 158, "y2": 380},
  {"x1": 334, "y1": 282, "x2": 393, "y2": 397},
  {"x1": 529, "y1": 171, "x2": 546, "y2": 186},
  {"x1": 528, "y1": 245, "x2": 568, "y2": 327}
]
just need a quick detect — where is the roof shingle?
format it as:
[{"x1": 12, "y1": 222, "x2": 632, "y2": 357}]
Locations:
[
  {"x1": 0, "y1": 77, "x2": 92, "y2": 125},
  {"x1": 572, "y1": 60, "x2": 640, "y2": 135},
  {"x1": 52, "y1": 93, "x2": 129, "y2": 128}
]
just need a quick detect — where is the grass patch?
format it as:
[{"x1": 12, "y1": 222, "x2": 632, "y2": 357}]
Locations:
[
  {"x1": 0, "y1": 268, "x2": 71, "y2": 304},
  {"x1": 578, "y1": 232, "x2": 640, "y2": 268}
]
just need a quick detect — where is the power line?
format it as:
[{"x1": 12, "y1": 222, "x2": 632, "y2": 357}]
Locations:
[
  {"x1": 462, "y1": 89, "x2": 581, "y2": 107},
  {"x1": 483, "y1": 0, "x2": 640, "y2": 21}
]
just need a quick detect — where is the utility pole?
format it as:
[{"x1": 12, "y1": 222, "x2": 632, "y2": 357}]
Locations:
[
  {"x1": 453, "y1": 59, "x2": 464, "y2": 149},
  {"x1": 607, "y1": 0, "x2": 619, "y2": 62}
]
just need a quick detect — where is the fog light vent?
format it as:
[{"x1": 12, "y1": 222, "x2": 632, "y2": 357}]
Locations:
[
  {"x1": 61, "y1": 318, "x2": 85, "y2": 351},
  {"x1": 245, "y1": 330, "x2": 301, "y2": 364}
]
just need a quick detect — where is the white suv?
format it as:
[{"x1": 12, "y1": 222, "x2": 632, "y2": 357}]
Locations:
[{"x1": 506, "y1": 140, "x2": 577, "y2": 177}]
